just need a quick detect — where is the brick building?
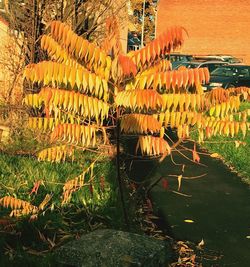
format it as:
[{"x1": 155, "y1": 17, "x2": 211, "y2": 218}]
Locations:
[
  {"x1": 157, "y1": 0, "x2": 250, "y2": 63},
  {"x1": 0, "y1": 14, "x2": 23, "y2": 104}
]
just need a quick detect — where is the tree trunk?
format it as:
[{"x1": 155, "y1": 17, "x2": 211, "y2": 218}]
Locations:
[{"x1": 116, "y1": 110, "x2": 130, "y2": 230}]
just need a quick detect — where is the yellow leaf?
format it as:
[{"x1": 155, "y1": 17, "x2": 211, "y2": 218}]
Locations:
[
  {"x1": 209, "y1": 106, "x2": 215, "y2": 116},
  {"x1": 69, "y1": 33, "x2": 78, "y2": 54},
  {"x1": 172, "y1": 94, "x2": 180, "y2": 111},
  {"x1": 215, "y1": 104, "x2": 221, "y2": 117},
  {"x1": 39, "y1": 194, "x2": 52, "y2": 211},
  {"x1": 175, "y1": 112, "x2": 181, "y2": 127},
  {"x1": 223, "y1": 122, "x2": 230, "y2": 136},
  {"x1": 160, "y1": 127, "x2": 165, "y2": 138},
  {"x1": 164, "y1": 111, "x2": 170, "y2": 126},
  {"x1": 69, "y1": 67, "x2": 76, "y2": 88},
  {"x1": 139, "y1": 76, "x2": 147, "y2": 89},
  {"x1": 38, "y1": 118, "x2": 43, "y2": 129},
  {"x1": 197, "y1": 239, "x2": 205, "y2": 248},
  {"x1": 82, "y1": 72, "x2": 89, "y2": 91},
  {"x1": 184, "y1": 219, "x2": 194, "y2": 223},
  {"x1": 179, "y1": 94, "x2": 186, "y2": 112},
  {"x1": 76, "y1": 68, "x2": 83, "y2": 88},
  {"x1": 74, "y1": 37, "x2": 83, "y2": 57},
  {"x1": 166, "y1": 94, "x2": 173, "y2": 109},
  {"x1": 87, "y1": 43, "x2": 95, "y2": 62},
  {"x1": 177, "y1": 125, "x2": 183, "y2": 139},
  {"x1": 190, "y1": 94, "x2": 196, "y2": 110},
  {"x1": 180, "y1": 111, "x2": 187, "y2": 125},
  {"x1": 178, "y1": 175, "x2": 182, "y2": 191},
  {"x1": 80, "y1": 39, "x2": 89, "y2": 60},
  {"x1": 88, "y1": 74, "x2": 95, "y2": 93},
  {"x1": 170, "y1": 112, "x2": 176, "y2": 128},
  {"x1": 210, "y1": 153, "x2": 219, "y2": 158},
  {"x1": 240, "y1": 122, "x2": 247, "y2": 138}
]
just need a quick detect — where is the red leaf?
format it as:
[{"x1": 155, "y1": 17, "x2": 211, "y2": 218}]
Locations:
[
  {"x1": 118, "y1": 55, "x2": 137, "y2": 76},
  {"x1": 30, "y1": 180, "x2": 41, "y2": 195}
]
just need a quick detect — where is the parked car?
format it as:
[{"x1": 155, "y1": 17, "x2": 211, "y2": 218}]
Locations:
[
  {"x1": 165, "y1": 53, "x2": 194, "y2": 69},
  {"x1": 193, "y1": 55, "x2": 243, "y2": 64},
  {"x1": 202, "y1": 64, "x2": 250, "y2": 90},
  {"x1": 174, "y1": 60, "x2": 228, "y2": 73}
]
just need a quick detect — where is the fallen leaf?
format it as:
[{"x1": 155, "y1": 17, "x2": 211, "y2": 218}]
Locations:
[
  {"x1": 162, "y1": 178, "x2": 169, "y2": 190},
  {"x1": 182, "y1": 164, "x2": 185, "y2": 172},
  {"x1": 235, "y1": 140, "x2": 246, "y2": 148},
  {"x1": 29, "y1": 180, "x2": 42, "y2": 195},
  {"x1": 210, "y1": 153, "x2": 219, "y2": 158},
  {"x1": 39, "y1": 194, "x2": 52, "y2": 211},
  {"x1": 197, "y1": 239, "x2": 205, "y2": 248},
  {"x1": 29, "y1": 214, "x2": 38, "y2": 222},
  {"x1": 179, "y1": 246, "x2": 187, "y2": 253},
  {"x1": 184, "y1": 219, "x2": 194, "y2": 223},
  {"x1": 182, "y1": 256, "x2": 191, "y2": 262},
  {"x1": 178, "y1": 175, "x2": 182, "y2": 191},
  {"x1": 235, "y1": 141, "x2": 240, "y2": 148},
  {"x1": 190, "y1": 254, "x2": 196, "y2": 263},
  {"x1": 192, "y1": 144, "x2": 200, "y2": 163}
]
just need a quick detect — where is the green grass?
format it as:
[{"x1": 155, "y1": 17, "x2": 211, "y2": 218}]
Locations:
[
  {"x1": 201, "y1": 134, "x2": 250, "y2": 182},
  {"x1": 0, "y1": 113, "x2": 146, "y2": 266},
  {"x1": 198, "y1": 101, "x2": 250, "y2": 183},
  {"x1": 0, "y1": 151, "x2": 132, "y2": 266}
]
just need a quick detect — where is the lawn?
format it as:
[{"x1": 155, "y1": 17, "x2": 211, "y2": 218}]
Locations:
[
  {"x1": 198, "y1": 101, "x2": 250, "y2": 183},
  {"x1": 0, "y1": 151, "x2": 130, "y2": 266}
]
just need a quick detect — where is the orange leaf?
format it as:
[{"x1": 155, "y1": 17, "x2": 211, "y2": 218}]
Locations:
[
  {"x1": 30, "y1": 180, "x2": 42, "y2": 195},
  {"x1": 192, "y1": 143, "x2": 200, "y2": 163}
]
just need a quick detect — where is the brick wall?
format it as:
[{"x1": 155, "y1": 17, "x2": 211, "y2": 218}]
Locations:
[
  {"x1": 157, "y1": 0, "x2": 250, "y2": 63},
  {"x1": 0, "y1": 20, "x2": 23, "y2": 104}
]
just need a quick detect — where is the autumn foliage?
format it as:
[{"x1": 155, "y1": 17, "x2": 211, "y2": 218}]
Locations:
[{"x1": 0, "y1": 17, "x2": 249, "y2": 219}]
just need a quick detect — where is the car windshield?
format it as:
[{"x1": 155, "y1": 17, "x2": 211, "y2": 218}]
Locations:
[
  {"x1": 165, "y1": 54, "x2": 193, "y2": 62},
  {"x1": 211, "y1": 66, "x2": 238, "y2": 77},
  {"x1": 222, "y1": 57, "x2": 242, "y2": 63}
]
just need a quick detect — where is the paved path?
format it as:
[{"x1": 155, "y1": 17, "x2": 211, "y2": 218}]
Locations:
[
  {"x1": 148, "y1": 150, "x2": 250, "y2": 267},
  {"x1": 147, "y1": 149, "x2": 250, "y2": 266}
]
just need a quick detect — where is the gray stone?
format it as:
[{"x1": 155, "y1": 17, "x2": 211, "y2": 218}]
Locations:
[{"x1": 54, "y1": 229, "x2": 172, "y2": 267}]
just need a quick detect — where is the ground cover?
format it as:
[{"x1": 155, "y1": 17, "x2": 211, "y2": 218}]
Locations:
[
  {"x1": 198, "y1": 101, "x2": 250, "y2": 183},
  {"x1": 0, "y1": 151, "x2": 131, "y2": 266}
]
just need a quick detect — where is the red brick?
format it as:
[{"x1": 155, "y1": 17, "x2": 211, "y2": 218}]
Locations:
[{"x1": 157, "y1": 0, "x2": 250, "y2": 63}]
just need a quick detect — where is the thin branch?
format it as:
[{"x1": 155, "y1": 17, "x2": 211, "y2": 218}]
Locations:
[
  {"x1": 168, "y1": 173, "x2": 207, "y2": 180},
  {"x1": 171, "y1": 190, "x2": 192, "y2": 197}
]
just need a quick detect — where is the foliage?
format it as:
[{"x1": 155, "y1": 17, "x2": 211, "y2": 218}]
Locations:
[
  {"x1": 192, "y1": 101, "x2": 250, "y2": 183},
  {"x1": 0, "y1": 12, "x2": 249, "y2": 264},
  {"x1": 129, "y1": 0, "x2": 158, "y2": 43},
  {"x1": 3, "y1": 0, "x2": 127, "y2": 64},
  {"x1": 6, "y1": 18, "x2": 249, "y2": 217},
  {"x1": 0, "y1": 152, "x2": 126, "y2": 265}
]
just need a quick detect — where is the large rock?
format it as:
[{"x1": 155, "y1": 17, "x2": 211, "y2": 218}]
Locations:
[{"x1": 55, "y1": 229, "x2": 172, "y2": 267}]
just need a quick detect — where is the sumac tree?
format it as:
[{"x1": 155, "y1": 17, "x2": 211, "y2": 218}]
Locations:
[{"x1": 1, "y1": 17, "x2": 249, "y2": 219}]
